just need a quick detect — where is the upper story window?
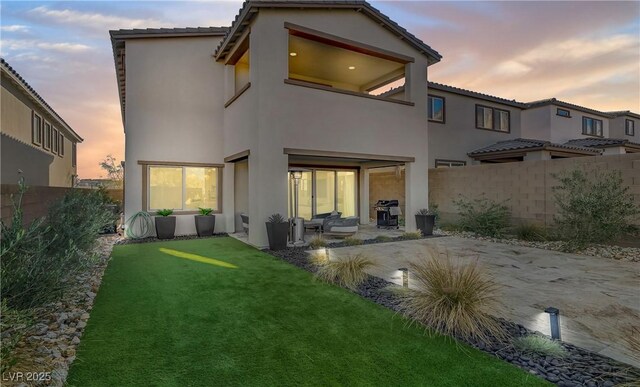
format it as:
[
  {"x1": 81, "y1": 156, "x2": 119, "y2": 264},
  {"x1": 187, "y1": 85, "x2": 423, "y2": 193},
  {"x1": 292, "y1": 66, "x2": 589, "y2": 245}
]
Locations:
[
  {"x1": 224, "y1": 34, "x2": 251, "y2": 108},
  {"x1": 476, "y1": 105, "x2": 510, "y2": 132},
  {"x1": 147, "y1": 165, "x2": 221, "y2": 212},
  {"x1": 428, "y1": 96, "x2": 445, "y2": 123},
  {"x1": 557, "y1": 108, "x2": 571, "y2": 118},
  {"x1": 626, "y1": 119, "x2": 635, "y2": 136},
  {"x1": 72, "y1": 143, "x2": 77, "y2": 167},
  {"x1": 52, "y1": 128, "x2": 59, "y2": 153},
  {"x1": 43, "y1": 122, "x2": 52, "y2": 150},
  {"x1": 285, "y1": 23, "x2": 413, "y2": 105},
  {"x1": 58, "y1": 133, "x2": 65, "y2": 156},
  {"x1": 582, "y1": 117, "x2": 603, "y2": 137},
  {"x1": 32, "y1": 112, "x2": 42, "y2": 145}
]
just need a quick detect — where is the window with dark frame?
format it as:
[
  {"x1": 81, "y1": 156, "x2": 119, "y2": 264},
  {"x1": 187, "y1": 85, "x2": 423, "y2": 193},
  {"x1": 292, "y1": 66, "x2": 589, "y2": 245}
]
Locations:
[
  {"x1": 626, "y1": 119, "x2": 635, "y2": 136},
  {"x1": 147, "y1": 165, "x2": 221, "y2": 212},
  {"x1": 475, "y1": 105, "x2": 509, "y2": 132},
  {"x1": 58, "y1": 133, "x2": 65, "y2": 156},
  {"x1": 72, "y1": 143, "x2": 77, "y2": 167},
  {"x1": 428, "y1": 96, "x2": 445, "y2": 123},
  {"x1": 435, "y1": 159, "x2": 466, "y2": 168},
  {"x1": 43, "y1": 122, "x2": 52, "y2": 150},
  {"x1": 52, "y1": 128, "x2": 59, "y2": 153},
  {"x1": 557, "y1": 108, "x2": 571, "y2": 118},
  {"x1": 32, "y1": 112, "x2": 43, "y2": 145},
  {"x1": 582, "y1": 117, "x2": 603, "y2": 136}
]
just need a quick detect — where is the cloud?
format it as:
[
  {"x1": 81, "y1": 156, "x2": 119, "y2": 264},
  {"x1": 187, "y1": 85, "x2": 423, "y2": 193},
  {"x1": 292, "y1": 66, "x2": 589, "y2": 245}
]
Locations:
[
  {"x1": 517, "y1": 34, "x2": 637, "y2": 64},
  {"x1": 2, "y1": 39, "x2": 92, "y2": 53},
  {"x1": 0, "y1": 25, "x2": 29, "y2": 32},
  {"x1": 27, "y1": 6, "x2": 167, "y2": 31}
]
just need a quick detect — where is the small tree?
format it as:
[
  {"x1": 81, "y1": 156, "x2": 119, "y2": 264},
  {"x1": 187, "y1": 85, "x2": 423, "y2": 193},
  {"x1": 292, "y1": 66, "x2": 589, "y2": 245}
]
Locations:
[
  {"x1": 552, "y1": 169, "x2": 639, "y2": 248},
  {"x1": 99, "y1": 154, "x2": 123, "y2": 187},
  {"x1": 453, "y1": 195, "x2": 511, "y2": 237}
]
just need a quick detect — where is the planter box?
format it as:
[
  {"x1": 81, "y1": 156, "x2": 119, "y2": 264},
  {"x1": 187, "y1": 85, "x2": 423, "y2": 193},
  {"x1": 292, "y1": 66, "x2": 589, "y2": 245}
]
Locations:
[
  {"x1": 415, "y1": 214, "x2": 435, "y2": 236},
  {"x1": 266, "y1": 222, "x2": 289, "y2": 250},
  {"x1": 155, "y1": 216, "x2": 176, "y2": 239},
  {"x1": 195, "y1": 215, "x2": 215, "y2": 237}
]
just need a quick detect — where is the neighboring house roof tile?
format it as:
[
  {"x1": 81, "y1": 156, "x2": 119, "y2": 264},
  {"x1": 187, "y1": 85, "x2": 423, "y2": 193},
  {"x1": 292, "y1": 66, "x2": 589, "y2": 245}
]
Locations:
[
  {"x1": 565, "y1": 138, "x2": 640, "y2": 149},
  {"x1": 427, "y1": 82, "x2": 526, "y2": 108},
  {"x1": 525, "y1": 98, "x2": 613, "y2": 119},
  {"x1": 0, "y1": 58, "x2": 83, "y2": 142},
  {"x1": 468, "y1": 138, "x2": 600, "y2": 157},
  {"x1": 606, "y1": 110, "x2": 640, "y2": 120},
  {"x1": 213, "y1": 0, "x2": 442, "y2": 64}
]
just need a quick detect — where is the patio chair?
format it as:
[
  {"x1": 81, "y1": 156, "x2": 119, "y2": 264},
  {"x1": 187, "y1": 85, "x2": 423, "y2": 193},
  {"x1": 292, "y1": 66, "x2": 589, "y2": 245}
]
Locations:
[
  {"x1": 323, "y1": 216, "x2": 359, "y2": 237},
  {"x1": 240, "y1": 213, "x2": 249, "y2": 234},
  {"x1": 305, "y1": 211, "x2": 341, "y2": 232}
]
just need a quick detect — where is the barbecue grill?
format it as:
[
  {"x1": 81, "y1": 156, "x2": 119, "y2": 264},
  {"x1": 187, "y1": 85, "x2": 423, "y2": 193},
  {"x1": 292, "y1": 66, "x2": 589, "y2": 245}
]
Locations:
[{"x1": 375, "y1": 199, "x2": 401, "y2": 229}]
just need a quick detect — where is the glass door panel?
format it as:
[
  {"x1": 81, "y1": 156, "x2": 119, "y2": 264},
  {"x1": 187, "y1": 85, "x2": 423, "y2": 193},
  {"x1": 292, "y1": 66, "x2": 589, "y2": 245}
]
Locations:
[
  {"x1": 337, "y1": 171, "x2": 357, "y2": 217},
  {"x1": 315, "y1": 170, "x2": 335, "y2": 214}
]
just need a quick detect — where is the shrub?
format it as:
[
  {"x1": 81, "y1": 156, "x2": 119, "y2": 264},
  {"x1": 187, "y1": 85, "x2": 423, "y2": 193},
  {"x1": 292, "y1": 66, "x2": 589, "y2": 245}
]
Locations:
[
  {"x1": 552, "y1": 169, "x2": 639, "y2": 248},
  {"x1": 625, "y1": 325, "x2": 640, "y2": 363},
  {"x1": 439, "y1": 223, "x2": 463, "y2": 232},
  {"x1": 399, "y1": 247, "x2": 504, "y2": 345},
  {"x1": 308, "y1": 250, "x2": 329, "y2": 266},
  {"x1": 315, "y1": 253, "x2": 376, "y2": 290},
  {"x1": 401, "y1": 231, "x2": 422, "y2": 240},
  {"x1": 343, "y1": 237, "x2": 363, "y2": 246},
  {"x1": 0, "y1": 300, "x2": 33, "y2": 373},
  {"x1": 513, "y1": 335, "x2": 567, "y2": 358},
  {"x1": 308, "y1": 235, "x2": 327, "y2": 249},
  {"x1": 1, "y1": 182, "x2": 115, "y2": 310},
  {"x1": 513, "y1": 223, "x2": 548, "y2": 242},
  {"x1": 454, "y1": 196, "x2": 510, "y2": 237},
  {"x1": 374, "y1": 235, "x2": 393, "y2": 242}
]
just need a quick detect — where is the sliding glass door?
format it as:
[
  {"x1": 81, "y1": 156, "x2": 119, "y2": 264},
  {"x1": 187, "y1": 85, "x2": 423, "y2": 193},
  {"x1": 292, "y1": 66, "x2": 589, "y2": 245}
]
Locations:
[{"x1": 288, "y1": 169, "x2": 357, "y2": 219}]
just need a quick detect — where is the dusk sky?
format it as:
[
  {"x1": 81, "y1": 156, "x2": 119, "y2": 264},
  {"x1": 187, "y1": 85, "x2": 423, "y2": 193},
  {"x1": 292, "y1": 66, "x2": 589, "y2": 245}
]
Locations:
[{"x1": 1, "y1": 1, "x2": 638, "y2": 179}]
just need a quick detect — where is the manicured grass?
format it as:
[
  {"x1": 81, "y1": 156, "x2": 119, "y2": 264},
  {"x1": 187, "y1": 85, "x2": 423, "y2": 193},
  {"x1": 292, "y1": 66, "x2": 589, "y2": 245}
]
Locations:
[{"x1": 67, "y1": 237, "x2": 546, "y2": 386}]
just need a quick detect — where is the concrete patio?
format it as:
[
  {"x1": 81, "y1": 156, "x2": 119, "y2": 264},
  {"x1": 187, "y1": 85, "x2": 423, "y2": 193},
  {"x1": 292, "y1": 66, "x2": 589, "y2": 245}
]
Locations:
[{"x1": 324, "y1": 236, "x2": 640, "y2": 368}]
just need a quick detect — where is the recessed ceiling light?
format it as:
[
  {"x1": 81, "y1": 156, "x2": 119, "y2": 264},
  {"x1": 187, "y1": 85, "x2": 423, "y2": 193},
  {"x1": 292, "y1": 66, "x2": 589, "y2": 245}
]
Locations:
[
  {"x1": 290, "y1": 52, "x2": 297, "y2": 57},
  {"x1": 348, "y1": 66, "x2": 356, "y2": 70}
]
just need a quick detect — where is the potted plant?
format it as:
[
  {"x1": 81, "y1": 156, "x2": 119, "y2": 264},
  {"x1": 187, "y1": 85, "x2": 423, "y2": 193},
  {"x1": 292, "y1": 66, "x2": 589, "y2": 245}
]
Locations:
[
  {"x1": 195, "y1": 207, "x2": 215, "y2": 237},
  {"x1": 415, "y1": 208, "x2": 436, "y2": 236},
  {"x1": 265, "y1": 213, "x2": 289, "y2": 250},
  {"x1": 155, "y1": 209, "x2": 176, "y2": 239}
]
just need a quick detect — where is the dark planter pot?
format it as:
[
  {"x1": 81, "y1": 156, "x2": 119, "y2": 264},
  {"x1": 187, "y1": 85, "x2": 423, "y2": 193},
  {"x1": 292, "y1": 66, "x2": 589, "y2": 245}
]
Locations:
[
  {"x1": 155, "y1": 216, "x2": 176, "y2": 240},
  {"x1": 415, "y1": 214, "x2": 436, "y2": 236},
  {"x1": 195, "y1": 215, "x2": 216, "y2": 237},
  {"x1": 266, "y1": 222, "x2": 289, "y2": 250}
]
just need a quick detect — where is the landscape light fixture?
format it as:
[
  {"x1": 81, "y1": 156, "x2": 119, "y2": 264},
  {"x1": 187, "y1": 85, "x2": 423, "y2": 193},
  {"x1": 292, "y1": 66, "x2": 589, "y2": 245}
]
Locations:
[
  {"x1": 544, "y1": 307, "x2": 561, "y2": 340},
  {"x1": 398, "y1": 267, "x2": 409, "y2": 288}
]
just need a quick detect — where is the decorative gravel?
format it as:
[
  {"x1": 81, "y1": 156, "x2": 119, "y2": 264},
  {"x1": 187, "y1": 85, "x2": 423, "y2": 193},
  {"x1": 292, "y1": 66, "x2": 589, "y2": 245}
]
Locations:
[
  {"x1": 267, "y1": 244, "x2": 640, "y2": 386},
  {"x1": 438, "y1": 230, "x2": 640, "y2": 263},
  {"x1": 114, "y1": 233, "x2": 229, "y2": 245}
]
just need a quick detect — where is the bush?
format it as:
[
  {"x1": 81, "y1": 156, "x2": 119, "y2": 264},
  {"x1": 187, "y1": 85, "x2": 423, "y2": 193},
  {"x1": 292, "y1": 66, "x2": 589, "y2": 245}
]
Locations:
[
  {"x1": 343, "y1": 237, "x2": 363, "y2": 246},
  {"x1": 374, "y1": 235, "x2": 393, "y2": 242},
  {"x1": 513, "y1": 223, "x2": 548, "y2": 242},
  {"x1": 0, "y1": 300, "x2": 33, "y2": 373},
  {"x1": 401, "y1": 231, "x2": 422, "y2": 240},
  {"x1": 552, "y1": 169, "x2": 639, "y2": 248},
  {"x1": 308, "y1": 235, "x2": 327, "y2": 249},
  {"x1": 399, "y1": 247, "x2": 504, "y2": 345},
  {"x1": 454, "y1": 196, "x2": 511, "y2": 237},
  {"x1": 1, "y1": 181, "x2": 116, "y2": 310},
  {"x1": 513, "y1": 335, "x2": 567, "y2": 358},
  {"x1": 308, "y1": 250, "x2": 329, "y2": 266},
  {"x1": 315, "y1": 253, "x2": 376, "y2": 290}
]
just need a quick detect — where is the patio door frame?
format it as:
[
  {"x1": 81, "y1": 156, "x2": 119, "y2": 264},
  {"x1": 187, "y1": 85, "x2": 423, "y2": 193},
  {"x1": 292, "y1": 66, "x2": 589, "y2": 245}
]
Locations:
[{"x1": 289, "y1": 166, "x2": 359, "y2": 219}]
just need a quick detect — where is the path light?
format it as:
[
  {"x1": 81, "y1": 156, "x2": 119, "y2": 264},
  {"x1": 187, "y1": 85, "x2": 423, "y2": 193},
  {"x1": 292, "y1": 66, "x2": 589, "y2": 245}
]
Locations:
[
  {"x1": 398, "y1": 267, "x2": 409, "y2": 288},
  {"x1": 544, "y1": 307, "x2": 561, "y2": 340}
]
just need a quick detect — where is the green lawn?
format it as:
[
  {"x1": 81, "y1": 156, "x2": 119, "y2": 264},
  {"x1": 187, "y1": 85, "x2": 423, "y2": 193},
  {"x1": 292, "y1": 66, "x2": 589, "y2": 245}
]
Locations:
[{"x1": 67, "y1": 237, "x2": 546, "y2": 386}]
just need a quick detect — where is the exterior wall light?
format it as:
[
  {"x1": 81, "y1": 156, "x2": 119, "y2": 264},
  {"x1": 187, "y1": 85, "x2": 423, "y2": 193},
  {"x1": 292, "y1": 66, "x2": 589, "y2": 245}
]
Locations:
[
  {"x1": 348, "y1": 66, "x2": 356, "y2": 70},
  {"x1": 398, "y1": 268, "x2": 409, "y2": 288},
  {"x1": 544, "y1": 307, "x2": 561, "y2": 340},
  {"x1": 289, "y1": 52, "x2": 297, "y2": 57}
]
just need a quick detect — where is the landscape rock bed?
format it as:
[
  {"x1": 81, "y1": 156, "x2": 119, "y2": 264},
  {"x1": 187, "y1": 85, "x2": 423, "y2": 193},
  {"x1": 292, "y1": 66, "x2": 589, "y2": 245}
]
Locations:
[
  {"x1": 310, "y1": 234, "x2": 443, "y2": 249},
  {"x1": 438, "y1": 230, "x2": 640, "y2": 263},
  {"x1": 114, "y1": 232, "x2": 228, "y2": 245},
  {"x1": 2, "y1": 235, "x2": 117, "y2": 387},
  {"x1": 267, "y1": 244, "x2": 640, "y2": 386}
]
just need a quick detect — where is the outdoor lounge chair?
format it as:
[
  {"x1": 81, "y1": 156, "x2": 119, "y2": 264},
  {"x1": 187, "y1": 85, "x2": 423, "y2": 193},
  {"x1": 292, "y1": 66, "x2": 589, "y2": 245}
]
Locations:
[
  {"x1": 323, "y1": 216, "x2": 359, "y2": 237},
  {"x1": 305, "y1": 211, "x2": 341, "y2": 232},
  {"x1": 240, "y1": 213, "x2": 249, "y2": 234}
]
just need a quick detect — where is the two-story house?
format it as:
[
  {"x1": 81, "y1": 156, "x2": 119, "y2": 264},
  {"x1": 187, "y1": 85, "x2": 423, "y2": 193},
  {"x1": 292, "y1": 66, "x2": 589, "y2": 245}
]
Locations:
[
  {"x1": 1, "y1": 59, "x2": 82, "y2": 187},
  {"x1": 111, "y1": 0, "x2": 441, "y2": 247}
]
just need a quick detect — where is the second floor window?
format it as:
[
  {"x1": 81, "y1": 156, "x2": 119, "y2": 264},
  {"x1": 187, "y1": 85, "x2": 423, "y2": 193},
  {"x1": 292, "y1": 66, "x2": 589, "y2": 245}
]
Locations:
[
  {"x1": 44, "y1": 122, "x2": 52, "y2": 150},
  {"x1": 52, "y1": 128, "x2": 59, "y2": 153},
  {"x1": 582, "y1": 117, "x2": 603, "y2": 136},
  {"x1": 32, "y1": 112, "x2": 42, "y2": 145},
  {"x1": 476, "y1": 105, "x2": 510, "y2": 132},
  {"x1": 428, "y1": 96, "x2": 445, "y2": 123},
  {"x1": 557, "y1": 108, "x2": 571, "y2": 117},
  {"x1": 626, "y1": 119, "x2": 635, "y2": 136},
  {"x1": 72, "y1": 143, "x2": 77, "y2": 167}
]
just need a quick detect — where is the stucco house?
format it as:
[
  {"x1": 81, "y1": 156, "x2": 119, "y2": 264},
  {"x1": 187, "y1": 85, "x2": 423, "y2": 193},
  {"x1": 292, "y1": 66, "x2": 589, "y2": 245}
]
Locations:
[
  {"x1": 111, "y1": 0, "x2": 441, "y2": 247},
  {"x1": 1, "y1": 58, "x2": 82, "y2": 187}
]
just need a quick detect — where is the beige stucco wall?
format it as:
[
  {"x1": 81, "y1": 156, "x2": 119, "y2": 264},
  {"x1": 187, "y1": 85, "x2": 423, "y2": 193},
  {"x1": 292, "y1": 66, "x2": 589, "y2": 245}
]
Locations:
[
  {"x1": 522, "y1": 105, "x2": 611, "y2": 144},
  {"x1": 609, "y1": 115, "x2": 639, "y2": 142},
  {"x1": 369, "y1": 168, "x2": 405, "y2": 219},
  {"x1": 429, "y1": 153, "x2": 640, "y2": 227},
  {"x1": 427, "y1": 89, "x2": 523, "y2": 167},
  {"x1": 1, "y1": 74, "x2": 77, "y2": 187}
]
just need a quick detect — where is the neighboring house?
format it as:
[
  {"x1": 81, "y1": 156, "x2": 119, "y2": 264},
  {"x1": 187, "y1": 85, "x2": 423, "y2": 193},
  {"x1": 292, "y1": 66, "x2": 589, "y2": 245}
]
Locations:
[
  {"x1": 1, "y1": 58, "x2": 82, "y2": 187},
  {"x1": 607, "y1": 111, "x2": 639, "y2": 143},
  {"x1": 110, "y1": 0, "x2": 441, "y2": 247}
]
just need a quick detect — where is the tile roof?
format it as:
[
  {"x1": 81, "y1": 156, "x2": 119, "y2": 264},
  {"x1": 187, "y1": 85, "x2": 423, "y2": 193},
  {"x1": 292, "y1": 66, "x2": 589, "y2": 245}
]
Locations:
[
  {"x1": 213, "y1": 0, "x2": 441, "y2": 64},
  {"x1": 428, "y1": 82, "x2": 526, "y2": 108},
  {"x1": 565, "y1": 138, "x2": 640, "y2": 148},
  {"x1": 468, "y1": 138, "x2": 600, "y2": 156},
  {"x1": 0, "y1": 58, "x2": 83, "y2": 142},
  {"x1": 606, "y1": 110, "x2": 640, "y2": 119},
  {"x1": 525, "y1": 98, "x2": 613, "y2": 118},
  {"x1": 109, "y1": 27, "x2": 228, "y2": 38}
]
